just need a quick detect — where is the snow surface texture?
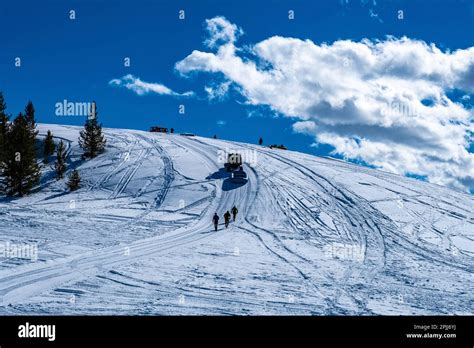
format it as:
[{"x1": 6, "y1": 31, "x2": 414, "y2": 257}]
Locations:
[{"x1": 0, "y1": 124, "x2": 472, "y2": 315}]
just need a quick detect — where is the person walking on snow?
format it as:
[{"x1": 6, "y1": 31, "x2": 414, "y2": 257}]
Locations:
[
  {"x1": 231, "y1": 206, "x2": 238, "y2": 221},
  {"x1": 213, "y1": 213, "x2": 219, "y2": 231},
  {"x1": 224, "y1": 211, "x2": 231, "y2": 228}
]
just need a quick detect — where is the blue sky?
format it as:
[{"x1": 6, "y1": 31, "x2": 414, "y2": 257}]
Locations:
[{"x1": 1, "y1": 0, "x2": 473, "y2": 191}]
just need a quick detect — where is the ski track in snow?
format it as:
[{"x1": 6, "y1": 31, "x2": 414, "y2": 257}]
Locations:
[{"x1": 0, "y1": 124, "x2": 473, "y2": 315}]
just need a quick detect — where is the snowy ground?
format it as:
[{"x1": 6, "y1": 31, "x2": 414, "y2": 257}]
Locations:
[{"x1": 0, "y1": 124, "x2": 472, "y2": 315}]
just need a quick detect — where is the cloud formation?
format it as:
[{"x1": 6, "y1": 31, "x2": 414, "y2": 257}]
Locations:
[
  {"x1": 204, "y1": 16, "x2": 243, "y2": 48},
  {"x1": 109, "y1": 74, "x2": 193, "y2": 97},
  {"x1": 176, "y1": 16, "x2": 474, "y2": 191},
  {"x1": 205, "y1": 81, "x2": 232, "y2": 101}
]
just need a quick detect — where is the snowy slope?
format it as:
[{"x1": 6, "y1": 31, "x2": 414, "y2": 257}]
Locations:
[{"x1": 0, "y1": 124, "x2": 473, "y2": 315}]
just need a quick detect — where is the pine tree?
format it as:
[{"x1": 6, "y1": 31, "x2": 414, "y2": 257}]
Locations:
[
  {"x1": 24, "y1": 101, "x2": 38, "y2": 143},
  {"x1": 78, "y1": 102, "x2": 106, "y2": 159},
  {"x1": 55, "y1": 140, "x2": 67, "y2": 180},
  {"x1": 0, "y1": 93, "x2": 10, "y2": 194},
  {"x1": 67, "y1": 169, "x2": 81, "y2": 191},
  {"x1": 25, "y1": 101, "x2": 35, "y2": 126},
  {"x1": 3, "y1": 112, "x2": 41, "y2": 196},
  {"x1": 43, "y1": 130, "x2": 55, "y2": 163},
  {"x1": 0, "y1": 92, "x2": 10, "y2": 167}
]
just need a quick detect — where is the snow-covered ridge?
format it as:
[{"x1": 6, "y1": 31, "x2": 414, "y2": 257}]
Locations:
[{"x1": 0, "y1": 124, "x2": 472, "y2": 315}]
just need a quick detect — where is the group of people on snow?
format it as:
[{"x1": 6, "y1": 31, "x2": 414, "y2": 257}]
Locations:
[{"x1": 213, "y1": 206, "x2": 238, "y2": 231}]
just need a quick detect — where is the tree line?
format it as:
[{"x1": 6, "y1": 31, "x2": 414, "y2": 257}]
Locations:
[{"x1": 0, "y1": 92, "x2": 106, "y2": 197}]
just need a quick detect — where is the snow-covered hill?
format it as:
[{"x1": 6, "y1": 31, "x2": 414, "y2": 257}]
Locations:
[{"x1": 0, "y1": 124, "x2": 473, "y2": 315}]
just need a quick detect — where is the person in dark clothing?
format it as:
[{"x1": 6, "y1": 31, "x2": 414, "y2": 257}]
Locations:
[
  {"x1": 231, "y1": 206, "x2": 238, "y2": 221},
  {"x1": 224, "y1": 211, "x2": 231, "y2": 228},
  {"x1": 212, "y1": 213, "x2": 219, "y2": 231}
]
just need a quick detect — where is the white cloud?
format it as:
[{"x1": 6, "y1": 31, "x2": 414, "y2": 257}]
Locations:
[
  {"x1": 204, "y1": 16, "x2": 243, "y2": 48},
  {"x1": 109, "y1": 74, "x2": 193, "y2": 97},
  {"x1": 176, "y1": 16, "x2": 474, "y2": 191},
  {"x1": 205, "y1": 81, "x2": 231, "y2": 101}
]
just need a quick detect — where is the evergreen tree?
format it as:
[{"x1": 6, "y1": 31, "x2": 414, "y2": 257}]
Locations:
[
  {"x1": 0, "y1": 93, "x2": 9, "y2": 166},
  {"x1": 78, "y1": 103, "x2": 106, "y2": 158},
  {"x1": 67, "y1": 169, "x2": 81, "y2": 191},
  {"x1": 2, "y1": 112, "x2": 41, "y2": 196},
  {"x1": 24, "y1": 101, "x2": 38, "y2": 144},
  {"x1": 0, "y1": 93, "x2": 10, "y2": 193},
  {"x1": 55, "y1": 140, "x2": 67, "y2": 180},
  {"x1": 25, "y1": 101, "x2": 35, "y2": 127},
  {"x1": 43, "y1": 130, "x2": 55, "y2": 163}
]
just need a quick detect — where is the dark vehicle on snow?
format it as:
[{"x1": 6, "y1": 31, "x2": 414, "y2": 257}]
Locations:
[
  {"x1": 269, "y1": 144, "x2": 287, "y2": 150},
  {"x1": 224, "y1": 153, "x2": 243, "y2": 172},
  {"x1": 150, "y1": 126, "x2": 168, "y2": 133}
]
